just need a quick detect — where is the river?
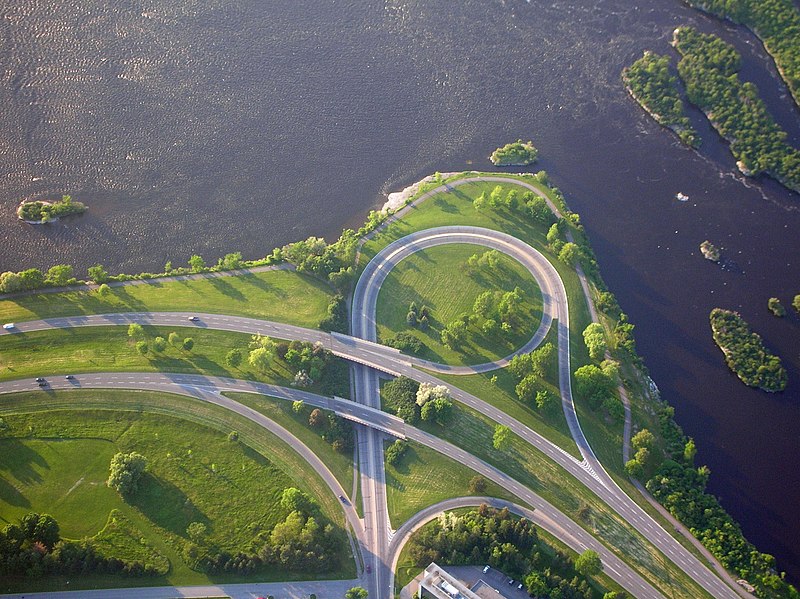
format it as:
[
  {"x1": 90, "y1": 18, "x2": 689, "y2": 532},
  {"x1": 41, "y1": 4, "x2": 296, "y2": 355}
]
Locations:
[{"x1": 1, "y1": 0, "x2": 799, "y2": 584}]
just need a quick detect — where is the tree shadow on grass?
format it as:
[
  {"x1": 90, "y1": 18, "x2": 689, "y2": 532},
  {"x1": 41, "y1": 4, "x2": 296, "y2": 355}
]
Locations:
[
  {"x1": 0, "y1": 476, "x2": 31, "y2": 508},
  {"x1": 432, "y1": 197, "x2": 459, "y2": 214},
  {"x1": 0, "y1": 439, "x2": 47, "y2": 486},
  {"x1": 206, "y1": 276, "x2": 245, "y2": 302},
  {"x1": 237, "y1": 272, "x2": 272, "y2": 294},
  {"x1": 130, "y1": 472, "x2": 209, "y2": 538}
]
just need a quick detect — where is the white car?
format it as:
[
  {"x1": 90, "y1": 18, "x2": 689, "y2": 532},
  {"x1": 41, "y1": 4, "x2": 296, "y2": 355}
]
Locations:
[{"x1": 3, "y1": 323, "x2": 14, "y2": 330}]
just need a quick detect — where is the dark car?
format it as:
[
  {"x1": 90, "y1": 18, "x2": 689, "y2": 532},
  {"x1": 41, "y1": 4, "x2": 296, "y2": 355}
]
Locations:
[
  {"x1": 38, "y1": 381, "x2": 47, "y2": 387},
  {"x1": 35, "y1": 377, "x2": 44, "y2": 382}
]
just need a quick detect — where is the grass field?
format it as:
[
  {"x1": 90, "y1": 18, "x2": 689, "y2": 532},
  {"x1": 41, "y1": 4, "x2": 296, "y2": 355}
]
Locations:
[
  {"x1": 224, "y1": 391, "x2": 355, "y2": 491},
  {"x1": 0, "y1": 390, "x2": 355, "y2": 592},
  {"x1": 375, "y1": 243, "x2": 542, "y2": 366},
  {"x1": 0, "y1": 325, "x2": 349, "y2": 398},
  {"x1": 0, "y1": 269, "x2": 332, "y2": 328},
  {"x1": 384, "y1": 441, "x2": 518, "y2": 527}
]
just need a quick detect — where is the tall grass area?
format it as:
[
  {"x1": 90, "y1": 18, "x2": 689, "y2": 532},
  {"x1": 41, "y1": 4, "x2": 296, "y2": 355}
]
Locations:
[
  {"x1": 383, "y1": 441, "x2": 517, "y2": 527},
  {"x1": 0, "y1": 390, "x2": 354, "y2": 592},
  {"x1": 376, "y1": 243, "x2": 542, "y2": 366},
  {"x1": 0, "y1": 269, "x2": 332, "y2": 328}
]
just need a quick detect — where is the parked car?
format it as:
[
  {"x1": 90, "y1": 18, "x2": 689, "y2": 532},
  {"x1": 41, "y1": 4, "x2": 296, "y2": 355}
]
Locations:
[{"x1": 483, "y1": 565, "x2": 490, "y2": 573}]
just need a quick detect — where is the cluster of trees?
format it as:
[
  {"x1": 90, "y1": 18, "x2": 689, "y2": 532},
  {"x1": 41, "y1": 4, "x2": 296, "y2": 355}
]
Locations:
[
  {"x1": 685, "y1": 0, "x2": 800, "y2": 106},
  {"x1": 406, "y1": 301, "x2": 430, "y2": 329},
  {"x1": 189, "y1": 488, "x2": 346, "y2": 575},
  {"x1": 489, "y1": 140, "x2": 539, "y2": 166},
  {"x1": 18, "y1": 195, "x2": 87, "y2": 223},
  {"x1": 107, "y1": 451, "x2": 148, "y2": 497},
  {"x1": 582, "y1": 323, "x2": 607, "y2": 361},
  {"x1": 574, "y1": 361, "x2": 623, "y2": 423},
  {"x1": 319, "y1": 294, "x2": 348, "y2": 333},
  {"x1": 0, "y1": 513, "x2": 160, "y2": 578},
  {"x1": 385, "y1": 439, "x2": 409, "y2": 466},
  {"x1": 406, "y1": 505, "x2": 603, "y2": 598},
  {"x1": 281, "y1": 233, "x2": 356, "y2": 293},
  {"x1": 384, "y1": 331, "x2": 425, "y2": 355},
  {"x1": 473, "y1": 184, "x2": 556, "y2": 227},
  {"x1": 0, "y1": 264, "x2": 77, "y2": 294},
  {"x1": 673, "y1": 27, "x2": 800, "y2": 192},
  {"x1": 622, "y1": 51, "x2": 700, "y2": 147},
  {"x1": 709, "y1": 308, "x2": 787, "y2": 391},
  {"x1": 623, "y1": 428, "x2": 658, "y2": 479},
  {"x1": 302, "y1": 403, "x2": 354, "y2": 453},
  {"x1": 127, "y1": 323, "x2": 193, "y2": 355},
  {"x1": 507, "y1": 343, "x2": 557, "y2": 411},
  {"x1": 381, "y1": 377, "x2": 453, "y2": 426}
]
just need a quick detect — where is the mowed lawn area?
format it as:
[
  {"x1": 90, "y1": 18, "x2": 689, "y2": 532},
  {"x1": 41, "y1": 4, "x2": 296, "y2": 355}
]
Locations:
[
  {"x1": 0, "y1": 269, "x2": 332, "y2": 328},
  {"x1": 376, "y1": 243, "x2": 542, "y2": 366},
  {"x1": 0, "y1": 390, "x2": 354, "y2": 592},
  {"x1": 384, "y1": 441, "x2": 517, "y2": 528}
]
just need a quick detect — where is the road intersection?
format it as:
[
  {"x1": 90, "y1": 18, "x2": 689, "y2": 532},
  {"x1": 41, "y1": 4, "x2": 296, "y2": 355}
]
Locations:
[{"x1": 0, "y1": 182, "x2": 746, "y2": 598}]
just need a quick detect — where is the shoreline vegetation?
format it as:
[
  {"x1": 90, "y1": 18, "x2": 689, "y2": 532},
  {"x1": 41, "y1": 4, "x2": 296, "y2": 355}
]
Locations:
[
  {"x1": 622, "y1": 51, "x2": 700, "y2": 148},
  {"x1": 709, "y1": 308, "x2": 787, "y2": 392},
  {"x1": 489, "y1": 140, "x2": 539, "y2": 166},
  {"x1": 685, "y1": 0, "x2": 800, "y2": 109},
  {"x1": 17, "y1": 195, "x2": 87, "y2": 224},
  {"x1": 672, "y1": 26, "x2": 800, "y2": 194}
]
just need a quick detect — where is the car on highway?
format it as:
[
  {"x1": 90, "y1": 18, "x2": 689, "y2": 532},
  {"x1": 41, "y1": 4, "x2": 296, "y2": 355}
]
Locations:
[
  {"x1": 35, "y1": 377, "x2": 44, "y2": 382},
  {"x1": 38, "y1": 381, "x2": 47, "y2": 387},
  {"x1": 188, "y1": 316, "x2": 199, "y2": 321},
  {"x1": 338, "y1": 494, "x2": 348, "y2": 503},
  {"x1": 65, "y1": 375, "x2": 74, "y2": 380},
  {"x1": 3, "y1": 323, "x2": 14, "y2": 330}
]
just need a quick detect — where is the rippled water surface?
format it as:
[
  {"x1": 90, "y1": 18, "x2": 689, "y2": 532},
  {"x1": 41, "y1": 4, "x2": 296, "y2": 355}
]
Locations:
[{"x1": 2, "y1": 0, "x2": 799, "y2": 582}]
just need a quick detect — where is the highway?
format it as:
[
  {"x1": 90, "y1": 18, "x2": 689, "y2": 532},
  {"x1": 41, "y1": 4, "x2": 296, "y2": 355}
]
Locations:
[
  {"x1": 0, "y1": 372, "x2": 662, "y2": 599},
  {"x1": 0, "y1": 178, "x2": 746, "y2": 598}
]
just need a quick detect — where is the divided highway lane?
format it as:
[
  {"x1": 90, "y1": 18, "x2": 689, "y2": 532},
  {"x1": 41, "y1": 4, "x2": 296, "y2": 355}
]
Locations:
[
  {"x1": 2, "y1": 317, "x2": 736, "y2": 596},
  {"x1": 0, "y1": 373, "x2": 661, "y2": 599}
]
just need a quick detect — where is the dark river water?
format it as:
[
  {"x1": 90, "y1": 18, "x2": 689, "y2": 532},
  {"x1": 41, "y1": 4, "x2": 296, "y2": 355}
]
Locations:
[{"x1": 2, "y1": 0, "x2": 799, "y2": 584}]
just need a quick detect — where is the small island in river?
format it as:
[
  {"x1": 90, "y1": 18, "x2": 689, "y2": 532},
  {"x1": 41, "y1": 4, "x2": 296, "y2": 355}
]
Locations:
[
  {"x1": 700, "y1": 240, "x2": 720, "y2": 262},
  {"x1": 709, "y1": 308, "x2": 787, "y2": 392},
  {"x1": 489, "y1": 140, "x2": 539, "y2": 166},
  {"x1": 17, "y1": 194, "x2": 87, "y2": 224}
]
